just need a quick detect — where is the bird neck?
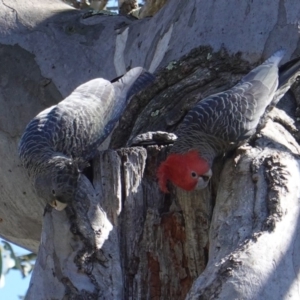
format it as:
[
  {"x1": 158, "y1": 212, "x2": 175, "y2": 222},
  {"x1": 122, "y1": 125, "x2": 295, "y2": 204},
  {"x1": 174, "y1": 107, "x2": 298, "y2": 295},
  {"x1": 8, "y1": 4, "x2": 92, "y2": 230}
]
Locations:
[
  {"x1": 171, "y1": 137, "x2": 216, "y2": 167},
  {"x1": 27, "y1": 151, "x2": 72, "y2": 176}
]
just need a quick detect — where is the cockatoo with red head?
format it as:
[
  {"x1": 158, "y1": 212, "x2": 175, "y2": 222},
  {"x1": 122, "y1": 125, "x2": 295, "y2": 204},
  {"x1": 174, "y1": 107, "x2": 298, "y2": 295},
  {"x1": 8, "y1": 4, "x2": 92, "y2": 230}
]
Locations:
[{"x1": 158, "y1": 51, "x2": 300, "y2": 193}]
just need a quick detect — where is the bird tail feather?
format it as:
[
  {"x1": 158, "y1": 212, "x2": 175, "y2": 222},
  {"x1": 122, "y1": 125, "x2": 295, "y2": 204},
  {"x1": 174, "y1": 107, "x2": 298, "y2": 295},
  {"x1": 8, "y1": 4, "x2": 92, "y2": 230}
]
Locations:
[
  {"x1": 240, "y1": 50, "x2": 285, "y2": 86},
  {"x1": 263, "y1": 49, "x2": 286, "y2": 66},
  {"x1": 112, "y1": 67, "x2": 155, "y2": 101},
  {"x1": 278, "y1": 56, "x2": 300, "y2": 88},
  {"x1": 272, "y1": 55, "x2": 300, "y2": 105}
]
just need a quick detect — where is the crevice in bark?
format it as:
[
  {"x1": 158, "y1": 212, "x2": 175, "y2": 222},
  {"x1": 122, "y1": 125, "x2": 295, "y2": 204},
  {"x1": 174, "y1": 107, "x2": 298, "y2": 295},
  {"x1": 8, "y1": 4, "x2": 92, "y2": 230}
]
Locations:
[
  {"x1": 263, "y1": 154, "x2": 287, "y2": 232},
  {"x1": 110, "y1": 45, "x2": 255, "y2": 149},
  {"x1": 3, "y1": 1, "x2": 300, "y2": 299}
]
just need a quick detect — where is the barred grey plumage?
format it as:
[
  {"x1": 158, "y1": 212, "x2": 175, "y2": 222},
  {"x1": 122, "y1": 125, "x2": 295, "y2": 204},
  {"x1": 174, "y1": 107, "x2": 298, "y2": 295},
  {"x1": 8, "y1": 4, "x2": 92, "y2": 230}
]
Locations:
[
  {"x1": 172, "y1": 50, "x2": 300, "y2": 164},
  {"x1": 158, "y1": 51, "x2": 300, "y2": 192},
  {"x1": 19, "y1": 67, "x2": 155, "y2": 209}
]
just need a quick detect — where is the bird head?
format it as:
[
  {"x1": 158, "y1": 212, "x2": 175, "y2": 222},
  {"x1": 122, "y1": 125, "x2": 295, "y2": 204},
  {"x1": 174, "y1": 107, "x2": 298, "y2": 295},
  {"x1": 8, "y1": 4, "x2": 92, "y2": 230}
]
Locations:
[
  {"x1": 157, "y1": 150, "x2": 212, "y2": 193},
  {"x1": 34, "y1": 157, "x2": 80, "y2": 210}
]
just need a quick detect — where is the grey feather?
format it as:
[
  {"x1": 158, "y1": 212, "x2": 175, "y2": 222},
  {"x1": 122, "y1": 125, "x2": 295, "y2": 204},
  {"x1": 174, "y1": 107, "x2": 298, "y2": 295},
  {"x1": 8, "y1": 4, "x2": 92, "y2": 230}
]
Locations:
[
  {"x1": 172, "y1": 51, "x2": 300, "y2": 165},
  {"x1": 19, "y1": 67, "x2": 155, "y2": 207}
]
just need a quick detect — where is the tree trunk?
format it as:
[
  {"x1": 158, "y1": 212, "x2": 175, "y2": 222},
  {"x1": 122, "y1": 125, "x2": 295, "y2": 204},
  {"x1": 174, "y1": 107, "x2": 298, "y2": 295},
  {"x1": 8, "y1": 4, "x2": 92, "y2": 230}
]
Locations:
[{"x1": 1, "y1": 0, "x2": 300, "y2": 299}]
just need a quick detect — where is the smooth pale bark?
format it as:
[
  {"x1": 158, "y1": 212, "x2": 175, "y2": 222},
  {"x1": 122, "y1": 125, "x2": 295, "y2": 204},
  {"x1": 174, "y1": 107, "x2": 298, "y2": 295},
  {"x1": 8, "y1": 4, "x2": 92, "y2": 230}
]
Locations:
[
  {"x1": 1, "y1": 0, "x2": 300, "y2": 299},
  {"x1": 187, "y1": 112, "x2": 300, "y2": 299}
]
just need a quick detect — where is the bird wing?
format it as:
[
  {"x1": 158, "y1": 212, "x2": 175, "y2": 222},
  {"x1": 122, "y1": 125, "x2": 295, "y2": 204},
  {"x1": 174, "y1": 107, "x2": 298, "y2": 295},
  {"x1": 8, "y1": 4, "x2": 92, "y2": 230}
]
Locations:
[
  {"x1": 107, "y1": 66, "x2": 155, "y2": 139},
  {"x1": 19, "y1": 68, "x2": 155, "y2": 168},
  {"x1": 174, "y1": 51, "x2": 286, "y2": 158},
  {"x1": 188, "y1": 80, "x2": 273, "y2": 143}
]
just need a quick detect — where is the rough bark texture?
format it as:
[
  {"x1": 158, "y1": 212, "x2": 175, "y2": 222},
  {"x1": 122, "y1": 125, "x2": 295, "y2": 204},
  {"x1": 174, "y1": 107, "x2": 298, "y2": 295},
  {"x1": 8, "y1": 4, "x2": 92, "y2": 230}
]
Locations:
[
  {"x1": 1, "y1": 0, "x2": 300, "y2": 299},
  {"x1": 132, "y1": 0, "x2": 168, "y2": 19},
  {"x1": 119, "y1": 0, "x2": 138, "y2": 15}
]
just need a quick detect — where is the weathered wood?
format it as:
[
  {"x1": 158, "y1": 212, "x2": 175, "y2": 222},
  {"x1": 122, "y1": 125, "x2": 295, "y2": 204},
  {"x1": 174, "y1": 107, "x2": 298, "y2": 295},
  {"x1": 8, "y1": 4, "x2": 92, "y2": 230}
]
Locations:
[
  {"x1": 1, "y1": 0, "x2": 300, "y2": 251},
  {"x1": 2, "y1": 0, "x2": 300, "y2": 299},
  {"x1": 119, "y1": 0, "x2": 138, "y2": 15},
  {"x1": 117, "y1": 146, "x2": 212, "y2": 299},
  {"x1": 187, "y1": 114, "x2": 300, "y2": 299},
  {"x1": 131, "y1": 0, "x2": 168, "y2": 18},
  {"x1": 26, "y1": 146, "x2": 210, "y2": 299},
  {"x1": 27, "y1": 103, "x2": 300, "y2": 299},
  {"x1": 26, "y1": 174, "x2": 123, "y2": 299}
]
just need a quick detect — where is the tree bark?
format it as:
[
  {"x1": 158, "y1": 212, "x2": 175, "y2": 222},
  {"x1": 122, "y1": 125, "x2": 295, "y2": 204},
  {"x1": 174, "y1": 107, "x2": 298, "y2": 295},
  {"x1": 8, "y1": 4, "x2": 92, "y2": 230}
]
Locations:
[{"x1": 1, "y1": 0, "x2": 300, "y2": 299}]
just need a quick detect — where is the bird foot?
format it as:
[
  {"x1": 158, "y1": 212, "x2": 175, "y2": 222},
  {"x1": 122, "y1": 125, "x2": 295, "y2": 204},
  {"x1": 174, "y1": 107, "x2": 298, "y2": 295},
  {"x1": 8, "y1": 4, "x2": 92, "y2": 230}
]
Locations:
[{"x1": 129, "y1": 131, "x2": 177, "y2": 146}]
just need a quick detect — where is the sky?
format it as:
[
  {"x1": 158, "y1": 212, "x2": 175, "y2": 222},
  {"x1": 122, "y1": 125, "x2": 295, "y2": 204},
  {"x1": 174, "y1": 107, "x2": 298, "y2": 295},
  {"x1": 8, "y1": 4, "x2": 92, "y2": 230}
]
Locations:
[{"x1": 0, "y1": 239, "x2": 31, "y2": 300}]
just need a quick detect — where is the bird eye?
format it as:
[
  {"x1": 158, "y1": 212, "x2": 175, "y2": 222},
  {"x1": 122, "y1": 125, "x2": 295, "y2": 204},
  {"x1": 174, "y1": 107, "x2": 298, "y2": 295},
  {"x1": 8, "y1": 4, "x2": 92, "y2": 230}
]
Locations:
[{"x1": 191, "y1": 171, "x2": 197, "y2": 178}]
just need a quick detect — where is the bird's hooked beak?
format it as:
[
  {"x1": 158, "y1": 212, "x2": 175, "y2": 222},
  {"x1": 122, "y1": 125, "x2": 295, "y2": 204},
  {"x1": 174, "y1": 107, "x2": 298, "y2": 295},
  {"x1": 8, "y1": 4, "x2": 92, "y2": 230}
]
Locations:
[
  {"x1": 195, "y1": 169, "x2": 212, "y2": 190},
  {"x1": 49, "y1": 199, "x2": 68, "y2": 211}
]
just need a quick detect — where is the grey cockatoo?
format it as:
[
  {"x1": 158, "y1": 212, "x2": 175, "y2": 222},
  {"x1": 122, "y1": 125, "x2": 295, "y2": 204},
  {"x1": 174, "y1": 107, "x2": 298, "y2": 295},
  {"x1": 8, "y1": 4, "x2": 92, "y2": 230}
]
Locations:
[
  {"x1": 19, "y1": 67, "x2": 155, "y2": 210},
  {"x1": 157, "y1": 50, "x2": 300, "y2": 192}
]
